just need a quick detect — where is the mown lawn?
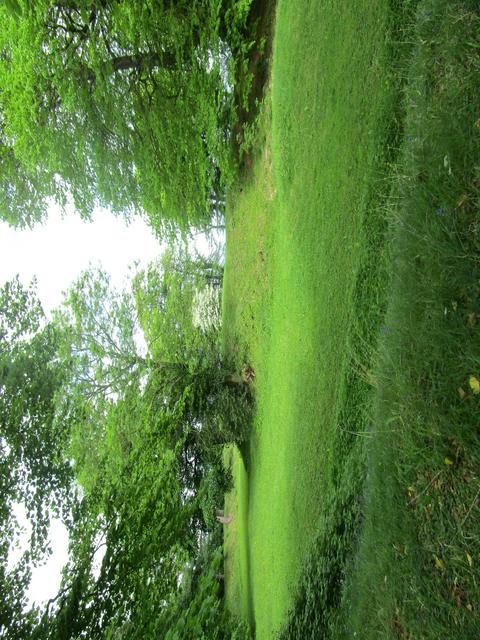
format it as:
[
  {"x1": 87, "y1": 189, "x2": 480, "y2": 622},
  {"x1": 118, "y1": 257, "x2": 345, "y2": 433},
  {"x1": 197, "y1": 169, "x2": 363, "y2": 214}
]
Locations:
[
  {"x1": 223, "y1": 0, "x2": 403, "y2": 636},
  {"x1": 223, "y1": 0, "x2": 480, "y2": 638}
]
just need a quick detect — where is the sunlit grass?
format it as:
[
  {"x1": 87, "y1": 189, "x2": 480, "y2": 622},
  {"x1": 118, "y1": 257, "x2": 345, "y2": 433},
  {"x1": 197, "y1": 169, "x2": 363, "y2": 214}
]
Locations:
[
  {"x1": 223, "y1": 0, "x2": 400, "y2": 636},
  {"x1": 223, "y1": 0, "x2": 480, "y2": 637}
]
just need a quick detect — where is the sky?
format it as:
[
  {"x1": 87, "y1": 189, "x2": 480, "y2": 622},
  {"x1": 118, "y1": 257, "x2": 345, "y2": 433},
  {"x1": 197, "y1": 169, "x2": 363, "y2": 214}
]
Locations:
[
  {"x1": 0, "y1": 204, "x2": 163, "y2": 315},
  {"x1": 1, "y1": 204, "x2": 163, "y2": 607}
]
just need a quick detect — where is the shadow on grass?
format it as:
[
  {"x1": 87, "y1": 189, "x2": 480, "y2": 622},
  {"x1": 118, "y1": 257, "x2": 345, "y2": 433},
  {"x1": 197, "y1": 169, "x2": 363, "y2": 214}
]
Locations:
[{"x1": 231, "y1": 0, "x2": 277, "y2": 176}]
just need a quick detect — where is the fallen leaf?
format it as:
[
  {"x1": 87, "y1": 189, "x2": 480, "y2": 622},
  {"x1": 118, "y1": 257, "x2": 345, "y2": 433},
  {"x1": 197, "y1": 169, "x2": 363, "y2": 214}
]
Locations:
[
  {"x1": 467, "y1": 552, "x2": 473, "y2": 567},
  {"x1": 457, "y1": 193, "x2": 469, "y2": 208},
  {"x1": 468, "y1": 312, "x2": 477, "y2": 327},
  {"x1": 454, "y1": 584, "x2": 466, "y2": 608},
  {"x1": 407, "y1": 486, "x2": 415, "y2": 497},
  {"x1": 476, "y1": 118, "x2": 480, "y2": 129},
  {"x1": 467, "y1": 603, "x2": 473, "y2": 612},
  {"x1": 452, "y1": 300, "x2": 458, "y2": 311},
  {"x1": 458, "y1": 387, "x2": 466, "y2": 399},
  {"x1": 444, "y1": 457, "x2": 454, "y2": 466},
  {"x1": 435, "y1": 555, "x2": 444, "y2": 570},
  {"x1": 469, "y1": 375, "x2": 480, "y2": 394}
]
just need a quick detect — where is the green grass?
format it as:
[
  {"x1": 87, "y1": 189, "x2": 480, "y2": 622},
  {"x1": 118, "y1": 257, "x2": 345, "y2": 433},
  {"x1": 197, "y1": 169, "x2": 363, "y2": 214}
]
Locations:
[
  {"x1": 223, "y1": 0, "x2": 480, "y2": 638},
  {"x1": 345, "y1": 2, "x2": 480, "y2": 637},
  {"x1": 223, "y1": 0, "x2": 406, "y2": 637},
  {"x1": 223, "y1": 446, "x2": 252, "y2": 627},
  {"x1": 222, "y1": 98, "x2": 276, "y2": 632}
]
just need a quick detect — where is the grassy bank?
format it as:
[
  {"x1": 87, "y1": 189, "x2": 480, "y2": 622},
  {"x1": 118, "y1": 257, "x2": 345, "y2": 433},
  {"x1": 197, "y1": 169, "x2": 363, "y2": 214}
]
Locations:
[
  {"x1": 223, "y1": 0, "x2": 480, "y2": 638},
  {"x1": 223, "y1": 0, "x2": 406, "y2": 636},
  {"x1": 346, "y1": 2, "x2": 480, "y2": 637}
]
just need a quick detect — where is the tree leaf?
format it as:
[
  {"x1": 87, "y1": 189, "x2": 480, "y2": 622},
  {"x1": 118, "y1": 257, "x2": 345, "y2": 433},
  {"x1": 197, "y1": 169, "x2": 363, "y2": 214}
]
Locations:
[{"x1": 469, "y1": 375, "x2": 480, "y2": 394}]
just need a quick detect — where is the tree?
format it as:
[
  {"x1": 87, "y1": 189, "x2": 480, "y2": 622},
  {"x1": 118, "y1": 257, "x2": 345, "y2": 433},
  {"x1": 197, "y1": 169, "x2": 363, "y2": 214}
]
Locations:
[
  {"x1": 36, "y1": 401, "x2": 200, "y2": 640},
  {"x1": 54, "y1": 255, "x2": 250, "y2": 498},
  {"x1": 133, "y1": 245, "x2": 251, "y2": 447},
  {"x1": 57, "y1": 254, "x2": 249, "y2": 448},
  {"x1": 55, "y1": 268, "x2": 145, "y2": 402},
  {"x1": 0, "y1": 260, "x2": 252, "y2": 638},
  {"x1": 0, "y1": 0, "x2": 251, "y2": 232},
  {"x1": 0, "y1": 277, "x2": 74, "y2": 638},
  {"x1": 0, "y1": 277, "x2": 74, "y2": 540},
  {"x1": 133, "y1": 244, "x2": 223, "y2": 360},
  {"x1": 0, "y1": 277, "x2": 170, "y2": 639}
]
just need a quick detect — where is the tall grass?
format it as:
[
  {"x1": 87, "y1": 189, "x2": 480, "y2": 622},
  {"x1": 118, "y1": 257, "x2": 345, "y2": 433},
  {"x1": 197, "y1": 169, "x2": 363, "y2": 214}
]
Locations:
[{"x1": 346, "y1": 1, "x2": 480, "y2": 637}]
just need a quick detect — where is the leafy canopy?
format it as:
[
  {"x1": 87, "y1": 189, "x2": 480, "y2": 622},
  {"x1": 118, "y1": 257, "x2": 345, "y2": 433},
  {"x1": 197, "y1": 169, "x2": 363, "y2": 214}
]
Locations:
[
  {"x1": 0, "y1": 246, "x2": 252, "y2": 638},
  {"x1": 0, "y1": 0, "x2": 252, "y2": 233}
]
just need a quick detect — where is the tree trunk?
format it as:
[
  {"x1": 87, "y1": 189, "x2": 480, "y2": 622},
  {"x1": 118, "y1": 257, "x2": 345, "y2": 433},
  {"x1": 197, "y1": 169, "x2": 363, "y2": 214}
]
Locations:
[
  {"x1": 107, "y1": 52, "x2": 176, "y2": 74},
  {"x1": 83, "y1": 52, "x2": 178, "y2": 85}
]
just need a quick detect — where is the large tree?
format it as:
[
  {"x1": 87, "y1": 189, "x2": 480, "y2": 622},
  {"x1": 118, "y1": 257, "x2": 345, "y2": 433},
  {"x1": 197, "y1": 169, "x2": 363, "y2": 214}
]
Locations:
[
  {"x1": 0, "y1": 275, "x2": 233, "y2": 639},
  {"x1": 0, "y1": 256, "x2": 252, "y2": 638},
  {"x1": 55, "y1": 253, "x2": 250, "y2": 490},
  {"x1": 0, "y1": 0, "x2": 251, "y2": 232},
  {"x1": 35, "y1": 411, "x2": 194, "y2": 640}
]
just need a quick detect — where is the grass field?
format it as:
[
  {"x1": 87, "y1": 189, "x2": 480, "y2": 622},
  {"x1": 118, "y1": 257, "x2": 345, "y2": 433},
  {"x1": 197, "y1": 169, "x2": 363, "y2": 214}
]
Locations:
[
  {"x1": 346, "y1": 2, "x2": 480, "y2": 637},
  {"x1": 222, "y1": 0, "x2": 480, "y2": 638}
]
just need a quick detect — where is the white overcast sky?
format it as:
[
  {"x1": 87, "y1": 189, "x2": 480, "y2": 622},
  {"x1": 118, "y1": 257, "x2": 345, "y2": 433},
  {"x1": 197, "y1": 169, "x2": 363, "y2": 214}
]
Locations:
[
  {"x1": 1, "y1": 204, "x2": 163, "y2": 608},
  {"x1": 0, "y1": 204, "x2": 163, "y2": 315}
]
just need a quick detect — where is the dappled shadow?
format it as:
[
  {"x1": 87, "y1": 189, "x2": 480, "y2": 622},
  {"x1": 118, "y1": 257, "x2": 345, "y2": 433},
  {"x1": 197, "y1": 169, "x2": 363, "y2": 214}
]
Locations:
[{"x1": 232, "y1": 0, "x2": 277, "y2": 173}]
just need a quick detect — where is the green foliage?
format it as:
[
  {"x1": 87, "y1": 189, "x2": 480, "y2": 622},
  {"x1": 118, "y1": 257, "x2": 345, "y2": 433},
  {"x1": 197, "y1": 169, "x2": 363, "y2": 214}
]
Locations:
[
  {"x1": 152, "y1": 546, "x2": 251, "y2": 640},
  {"x1": 55, "y1": 266, "x2": 144, "y2": 402},
  {"x1": 0, "y1": 277, "x2": 74, "y2": 638},
  {"x1": 0, "y1": 0, "x2": 253, "y2": 232},
  {"x1": 134, "y1": 244, "x2": 252, "y2": 451},
  {"x1": 0, "y1": 278, "x2": 73, "y2": 534},
  {"x1": 42, "y1": 395, "x2": 248, "y2": 640},
  {"x1": 0, "y1": 275, "x2": 43, "y2": 340},
  {"x1": 0, "y1": 250, "x2": 250, "y2": 638},
  {"x1": 134, "y1": 242, "x2": 224, "y2": 359},
  {"x1": 199, "y1": 458, "x2": 233, "y2": 536},
  {"x1": 134, "y1": 245, "x2": 209, "y2": 361}
]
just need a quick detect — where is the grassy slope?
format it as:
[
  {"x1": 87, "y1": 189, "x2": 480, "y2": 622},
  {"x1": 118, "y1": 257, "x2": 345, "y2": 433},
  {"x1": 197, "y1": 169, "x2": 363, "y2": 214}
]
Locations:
[
  {"x1": 223, "y1": 0, "x2": 402, "y2": 636},
  {"x1": 250, "y1": 2, "x2": 396, "y2": 637},
  {"x1": 224, "y1": 0, "x2": 480, "y2": 638},
  {"x1": 222, "y1": 102, "x2": 276, "y2": 631},
  {"x1": 347, "y1": 2, "x2": 480, "y2": 637}
]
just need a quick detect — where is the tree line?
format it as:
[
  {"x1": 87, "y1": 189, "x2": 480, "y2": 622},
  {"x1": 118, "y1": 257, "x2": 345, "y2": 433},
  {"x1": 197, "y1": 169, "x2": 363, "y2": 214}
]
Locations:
[
  {"x1": 0, "y1": 0, "x2": 258, "y2": 636},
  {"x1": 1, "y1": 245, "x2": 252, "y2": 638}
]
